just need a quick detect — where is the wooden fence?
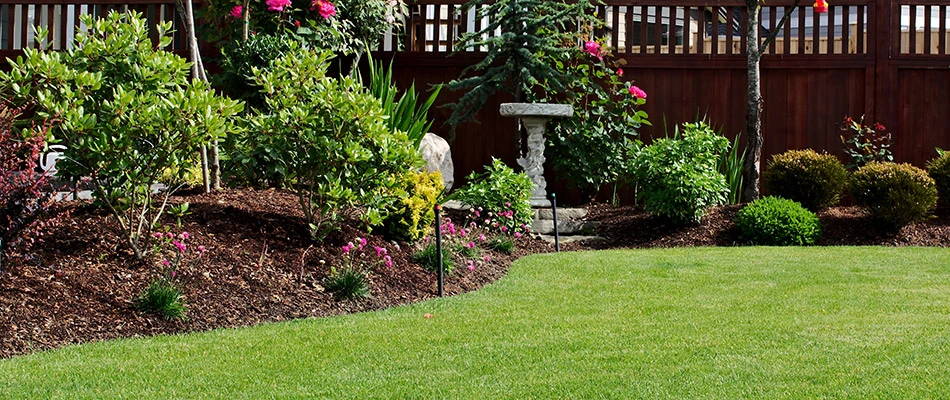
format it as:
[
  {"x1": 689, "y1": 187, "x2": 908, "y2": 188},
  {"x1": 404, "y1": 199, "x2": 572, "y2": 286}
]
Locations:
[{"x1": 1, "y1": 0, "x2": 948, "y2": 203}]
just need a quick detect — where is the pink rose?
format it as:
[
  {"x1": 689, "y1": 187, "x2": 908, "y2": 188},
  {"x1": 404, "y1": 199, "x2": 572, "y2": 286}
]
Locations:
[
  {"x1": 266, "y1": 0, "x2": 291, "y2": 12},
  {"x1": 311, "y1": 0, "x2": 337, "y2": 19},
  {"x1": 617, "y1": 68, "x2": 624, "y2": 76},
  {"x1": 230, "y1": 5, "x2": 243, "y2": 18},
  {"x1": 628, "y1": 85, "x2": 647, "y2": 99},
  {"x1": 584, "y1": 40, "x2": 603, "y2": 60}
]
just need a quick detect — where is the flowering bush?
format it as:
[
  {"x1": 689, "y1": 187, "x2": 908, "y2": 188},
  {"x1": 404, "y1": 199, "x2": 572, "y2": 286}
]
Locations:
[
  {"x1": 453, "y1": 159, "x2": 533, "y2": 234},
  {"x1": 326, "y1": 237, "x2": 391, "y2": 299},
  {"x1": 0, "y1": 12, "x2": 243, "y2": 260},
  {"x1": 244, "y1": 47, "x2": 420, "y2": 239},
  {"x1": 839, "y1": 115, "x2": 893, "y2": 169},
  {"x1": 545, "y1": 31, "x2": 650, "y2": 199},
  {"x1": 136, "y1": 228, "x2": 207, "y2": 320}
]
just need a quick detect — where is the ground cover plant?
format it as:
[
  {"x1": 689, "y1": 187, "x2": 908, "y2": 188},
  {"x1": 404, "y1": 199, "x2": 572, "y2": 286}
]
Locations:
[{"x1": 3, "y1": 247, "x2": 949, "y2": 398}]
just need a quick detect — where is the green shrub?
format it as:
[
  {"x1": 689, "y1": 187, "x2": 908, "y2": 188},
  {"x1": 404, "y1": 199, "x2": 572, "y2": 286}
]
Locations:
[
  {"x1": 216, "y1": 34, "x2": 298, "y2": 111},
  {"x1": 325, "y1": 266, "x2": 371, "y2": 300},
  {"x1": 717, "y1": 131, "x2": 747, "y2": 205},
  {"x1": 0, "y1": 11, "x2": 243, "y2": 260},
  {"x1": 380, "y1": 170, "x2": 444, "y2": 243},
  {"x1": 413, "y1": 242, "x2": 454, "y2": 274},
  {"x1": 365, "y1": 56, "x2": 442, "y2": 148},
  {"x1": 926, "y1": 149, "x2": 950, "y2": 205},
  {"x1": 134, "y1": 277, "x2": 187, "y2": 320},
  {"x1": 629, "y1": 121, "x2": 729, "y2": 224},
  {"x1": 850, "y1": 162, "x2": 937, "y2": 229},
  {"x1": 735, "y1": 196, "x2": 821, "y2": 246},
  {"x1": 454, "y1": 158, "x2": 533, "y2": 233},
  {"x1": 245, "y1": 47, "x2": 420, "y2": 239},
  {"x1": 764, "y1": 149, "x2": 848, "y2": 211}
]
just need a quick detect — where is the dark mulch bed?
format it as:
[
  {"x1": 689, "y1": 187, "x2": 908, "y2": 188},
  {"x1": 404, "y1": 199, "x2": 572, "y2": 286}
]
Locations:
[{"x1": 4, "y1": 190, "x2": 950, "y2": 359}]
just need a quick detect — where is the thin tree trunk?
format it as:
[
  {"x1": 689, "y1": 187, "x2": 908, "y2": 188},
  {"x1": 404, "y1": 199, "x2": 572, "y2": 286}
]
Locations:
[
  {"x1": 742, "y1": 2, "x2": 763, "y2": 202},
  {"x1": 176, "y1": 0, "x2": 219, "y2": 191}
]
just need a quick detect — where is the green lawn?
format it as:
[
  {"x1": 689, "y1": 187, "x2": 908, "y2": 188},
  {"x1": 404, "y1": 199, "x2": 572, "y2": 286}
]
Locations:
[{"x1": 2, "y1": 247, "x2": 950, "y2": 398}]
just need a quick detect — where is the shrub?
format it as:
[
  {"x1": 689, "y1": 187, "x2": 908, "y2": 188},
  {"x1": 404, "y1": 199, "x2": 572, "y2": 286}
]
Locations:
[
  {"x1": 629, "y1": 121, "x2": 730, "y2": 224},
  {"x1": 216, "y1": 34, "x2": 298, "y2": 111},
  {"x1": 365, "y1": 56, "x2": 442, "y2": 148},
  {"x1": 764, "y1": 149, "x2": 848, "y2": 211},
  {"x1": 926, "y1": 149, "x2": 950, "y2": 205},
  {"x1": 0, "y1": 105, "x2": 57, "y2": 265},
  {"x1": 718, "y1": 132, "x2": 747, "y2": 205},
  {"x1": 380, "y1": 170, "x2": 444, "y2": 242},
  {"x1": 839, "y1": 115, "x2": 893, "y2": 169},
  {"x1": 134, "y1": 276, "x2": 187, "y2": 320},
  {"x1": 325, "y1": 267, "x2": 371, "y2": 300},
  {"x1": 454, "y1": 158, "x2": 533, "y2": 233},
  {"x1": 735, "y1": 196, "x2": 821, "y2": 246},
  {"x1": 0, "y1": 12, "x2": 243, "y2": 260},
  {"x1": 850, "y1": 162, "x2": 937, "y2": 229},
  {"x1": 245, "y1": 47, "x2": 420, "y2": 239}
]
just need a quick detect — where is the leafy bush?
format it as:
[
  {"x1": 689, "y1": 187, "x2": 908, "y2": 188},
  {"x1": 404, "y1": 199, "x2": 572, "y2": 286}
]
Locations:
[
  {"x1": 0, "y1": 12, "x2": 243, "y2": 259},
  {"x1": 629, "y1": 121, "x2": 730, "y2": 224},
  {"x1": 216, "y1": 34, "x2": 298, "y2": 110},
  {"x1": 926, "y1": 149, "x2": 950, "y2": 205},
  {"x1": 734, "y1": 197, "x2": 821, "y2": 246},
  {"x1": 365, "y1": 56, "x2": 442, "y2": 148},
  {"x1": 764, "y1": 149, "x2": 848, "y2": 211},
  {"x1": 453, "y1": 158, "x2": 533, "y2": 233},
  {"x1": 850, "y1": 162, "x2": 937, "y2": 229},
  {"x1": 134, "y1": 276, "x2": 187, "y2": 320},
  {"x1": 245, "y1": 47, "x2": 420, "y2": 239},
  {"x1": 840, "y1": 115, "x2": 893, "y2": 169},
  {"x1": 0, "y1": 105, "x2": 58, "y2": 265},
  {"x1": 380, "y1": 171, "x2": 444, "y2": 243},
  {"x1": 413, "y1": 241, "x2": 454, "y2": 274}
]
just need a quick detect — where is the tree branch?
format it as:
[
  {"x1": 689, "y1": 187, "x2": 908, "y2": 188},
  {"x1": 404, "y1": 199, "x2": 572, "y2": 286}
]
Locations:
[{"x1": 757, "y1": 0, "x2": 804, "y2": 55}]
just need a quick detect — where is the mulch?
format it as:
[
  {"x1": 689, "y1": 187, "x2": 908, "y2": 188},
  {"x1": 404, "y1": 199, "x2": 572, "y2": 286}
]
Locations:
[{"x1": 3, "y1": 189, "x2": 950, "y2": 359}]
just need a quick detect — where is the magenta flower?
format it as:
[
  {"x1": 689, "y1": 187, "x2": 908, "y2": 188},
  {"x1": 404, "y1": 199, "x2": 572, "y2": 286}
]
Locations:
[
  {"x1": 266, "y1": 0, "x2": 291, "y2": 12},
  {"x1": 360, "y1": 237, "x2": 368, "y2": 247},
  {"x1": 466, "y1": 241, "x2": 475, "y2": 249},
  {"x1": 617, "y1": 68, "x2": 624, "y2": 76},
  {"x1": 179, "y1": 232, "x2": 190, "y2": 240},
  {"x1": 197, "y1": 245, "x2": 207, "y2": 253},
  {"x1": 628, "y1": 85, "x2": 647, "y2": 99},
  {"x1": 375, "y1": 246, "x2": 387, "y2": 257},
  {"x1": 467, "y1": 260, "x2": 475, "y2": 271},
  {"x1": 384, "y1": 255, "x2": 393, "y2": 268},
  {"x1": 342, "y1": 243, "x2": 353, "y2": 254},
  {"x1": 479, "y1": 234, "x2": 486, "y2": 242},
  {"x1": 584, "y1": 40, "x2": 603, "y2": 60},
  {"x1": 165, "y1": 232, "x2": 174, "y2": 239},
  {"x1": 484, "y1": 255, "x2": 491, "y2": 262},
  {"x1": 500, "y1": 226, "x2": 508, "y2": 233},
  {"x1": 172, "y1": 240, "x2": 187, "y2": 252},
  {"x1": 514, "y1": 232, "x2": 522, "y2": 238},
  {"x1": 230, "y1": 5, "x2": 243, "y2": 18},
  {"x1": 474, "y1": 210, "x2": 480, "y2": 217},
  {"x1": 162, "y1": 259, "x2": 170, "y2": 267},
  {"x1": 505, "y1": 202, "x2": 511, "y2": 207},
  {"x1": 153, "y1": 232, "x2": 163, "y2": 238},
  {"x1": 311, "y1": 0, "x2": 337, "y2": 19}
]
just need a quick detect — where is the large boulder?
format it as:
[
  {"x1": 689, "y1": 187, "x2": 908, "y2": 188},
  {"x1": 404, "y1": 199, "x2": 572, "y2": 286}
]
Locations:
[{"x1": 418, "y1": 133, "x2": 454, "y2": 191}]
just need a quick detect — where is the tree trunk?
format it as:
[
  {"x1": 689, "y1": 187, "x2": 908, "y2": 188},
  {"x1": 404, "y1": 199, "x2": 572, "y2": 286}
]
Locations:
[
  {"x1": 176, "y1": 0, "x2": 219, "y2": 191},
  {"x1": 741, "y1": 3, "x2": 763, "y2": 202}
]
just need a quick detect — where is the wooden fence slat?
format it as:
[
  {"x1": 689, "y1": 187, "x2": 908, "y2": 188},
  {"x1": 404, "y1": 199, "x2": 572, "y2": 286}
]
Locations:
[
  {"x1": 909, "y1": 5, "x2": 917, "y2": 53},
  {"x1": 842, "y1": 5, "x2": 850, "y2": 53},
  {"x1": 940, "y1": 5, "x2": 947, "y2": 55},
  {"x1": 924, "y1": 4, "x2": 932, "y2": 54}
]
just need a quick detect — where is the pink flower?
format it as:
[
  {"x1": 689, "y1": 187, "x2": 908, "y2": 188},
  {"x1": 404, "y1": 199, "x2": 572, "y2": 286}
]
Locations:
[
  {"x1": 266, "y1": 0, "x2": 291, "y2": 12},
  {"x1": 384, "y1": 255, "x2": 393, "y2": 267},
  {"x1": 360, "y1": 237, "x2": 367, "y2": 247},
  {"x1": 179, "y1": 232, "x2": 190, "y2": 240},
  {"x1": 162, "y1": 259, "x2": 170, "y2": 267},
  {"x1": 584, "y1": 40, "x2": 603, "y2": 60},
  {"x1": 311, "y1": 0, "x2": 337, "y2": 19},
  {"x1": 500, "y1": 226, "x2": 508, "y2": 233},
  {"x1": 230, "y1": 5, "x2": 243, "y2": 18},
  {"x1": 153, "y1": 232, "x2": 163, "y2": 238},
  {"x1": 505, "y1": 202, "x2": 511, "y2": 207},
  {"x1": 474, "y1": 210, "x2": 480, "y2": 217},
  {"x1": 165, "y1": 232, "x2": 174, "y2": 239},
  {"x1": 467, "y1": 260, "x2": 475, "y2": 271},
  {"x1": 628, "y1": 85, "x2": 647, "y2": 99},
  {"x1": 484, "y1": 255, "x2": 491, "y2": 262},
  {"x1": 375, "y1": 246, "x2": 387, "y2": 257},
  {"x1": 466, "y1": 241, "x2": 475, "y2": 249},
  {"x1": 342, "y1": 243, "x2": 353, "y2": 254},
  {"x1": 173, "y1": 240, "x2": 187, "y2": 252},
  {"x1": 514, "y1": 232, "x2": 522, "y2": 238},
  {"x1": 197, "y1": 245, "x2": 207, "y2": 253},
  {"x1": 479, "y1": 234, "x2": 486, "y2": 241},
  {"x1": 617, "y1": 68, "x2": 624, "y2": 76}
]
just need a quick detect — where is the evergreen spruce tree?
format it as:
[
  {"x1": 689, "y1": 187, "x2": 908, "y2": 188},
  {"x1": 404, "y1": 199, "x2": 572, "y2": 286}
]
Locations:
[{"x1": 445, "y1": 0, "x2": 595, "y2": 127}]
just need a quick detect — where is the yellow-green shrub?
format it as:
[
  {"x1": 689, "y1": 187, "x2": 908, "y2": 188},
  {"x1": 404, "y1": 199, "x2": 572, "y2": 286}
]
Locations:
[
  {"x1": 380, "y1": 170, "x2": 444, "y2": 242},
  {"x1": 850, "y1": 162, "x2": 937, "y2": 229},
  {"x1": 926, "y1": 150, "x2": 950, "y2": 205},
  {"x1": 764, "y1": 149, "x2": 847, "y2": 211}
]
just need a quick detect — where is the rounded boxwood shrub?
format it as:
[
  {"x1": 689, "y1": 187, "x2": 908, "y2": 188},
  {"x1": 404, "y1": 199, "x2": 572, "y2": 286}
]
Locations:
[
  {"x1": 926, "y1": 150, "x2": 950, "y2": 205},
  {"x1": 850, "y1": 162, "x2": 937, "y2": 229},
  {"x1": 764, "y1": 149, "x2": 847, "y2": 211},
  {"x1": 734, "y1": 196, "x2": 821, "y2": 246}
]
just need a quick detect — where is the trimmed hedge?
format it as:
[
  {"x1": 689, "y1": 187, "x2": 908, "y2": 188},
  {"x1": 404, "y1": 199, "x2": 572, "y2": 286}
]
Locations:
[
  {"x1": 764, "y1": 149, "x2": 847, "y2": 211},
  {"x1": 735, "y1": 196, "x2": 821, "y2": 246},
  {"x1": 851, "y1": 162, "x2": 937, "y2": 229}
]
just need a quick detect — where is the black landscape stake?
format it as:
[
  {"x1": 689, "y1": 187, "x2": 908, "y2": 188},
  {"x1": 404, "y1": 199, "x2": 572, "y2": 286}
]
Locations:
[
  {"x1": 435, "y1": 204, "x2": 444, "y2": 297},
  {"x1": 551, "y1": 193, "x2": 560, "y2": 252}
]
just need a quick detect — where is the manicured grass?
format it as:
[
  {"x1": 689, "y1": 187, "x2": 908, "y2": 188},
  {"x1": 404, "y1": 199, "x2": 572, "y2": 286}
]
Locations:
[{"x1": 2, "y1": 247, "x2": 950, "y2": 398}]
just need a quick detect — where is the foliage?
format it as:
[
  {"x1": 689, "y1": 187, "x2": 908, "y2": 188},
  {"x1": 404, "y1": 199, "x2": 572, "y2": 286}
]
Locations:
[
  {"x1": 734, "y1": 196, "x2": 821, "y2": 246},
  {"x1": 0, "y1": 105, "x2": 58, "y2": 266},
  {"x1": 545, "y1": 30, "x2": 650, "y2": 198},
  {"x1": 216, "y1": 34, "x2": 298, "y2": 110},
  {"x1": 850, "y1": 162, "x2": 937, "y2": 230},
  {"x1": 629, "y1": 121, "x2": 730, "y2": 224},
  {"x1": 445, "y1": 0, "x2": 596, "y2": 126},
  {"x1": 325, "y1": 266, "x2": 371, "y2": 299},
  {"x1": 0, "y1": 12, "x2": 243, "y2": 260},
  {"x1": 485, "y1": 236, "x2": 515, "y2": 254},
  {"x1": 763, "y1": 149, "x2": 848, "y2": 211},
  {"x1": 210, "y1": 0, "x2": 407, "y2": 57},
  {"x1": 839, "y1": 115, "x2": 893, "y2": 170},
  {"x1": 380, "y1": 170, "x2": 444, "y2": 243},
  {"x1": 453, "y1": 158, "x2": 533, "y2": 233},
  {"x1": 365, "y1": 55, "x2": 442, "y2": 148},
  {"x1": 134, "y1": 274, "x2": 187, "y2": 320},
  {"x1": 166, "y1": 203, "x2": 192, "y2": 228},
  {"x1": 926, "y1": 148, "x2": 950, "y2": 205},
  {"x1": 326, "y1": 238, "x2": 390, "y2": 299},
  {"x1": 413, "y1": 240, "x2": 455, "y2": 274},
  {"x1": 717, "y1": 131, "x2": 747, "y2": 205},
  {"x1": 245, "y1": 47, "x2": 420, "y2": 239}
]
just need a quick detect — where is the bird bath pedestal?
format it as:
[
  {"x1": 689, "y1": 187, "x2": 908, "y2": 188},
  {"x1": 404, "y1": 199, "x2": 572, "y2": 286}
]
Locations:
[{"x1": 499, "y1": 103, "x2": 573, "y2": 207}]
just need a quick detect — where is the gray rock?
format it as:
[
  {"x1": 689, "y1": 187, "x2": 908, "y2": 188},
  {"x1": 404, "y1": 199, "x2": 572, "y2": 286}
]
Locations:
[
  {"x1": 418, "y1": 133, "x2": 454, "y2": 191},
  {"x1": 531, "y1": 220, "x2": 599, "y2": 235},
  {"x1": 499, "y1": 103, "x2": 574, "y2": 118},
  {"x1": 535, "y1": 207, "x2": 588, "y2": 221}
]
